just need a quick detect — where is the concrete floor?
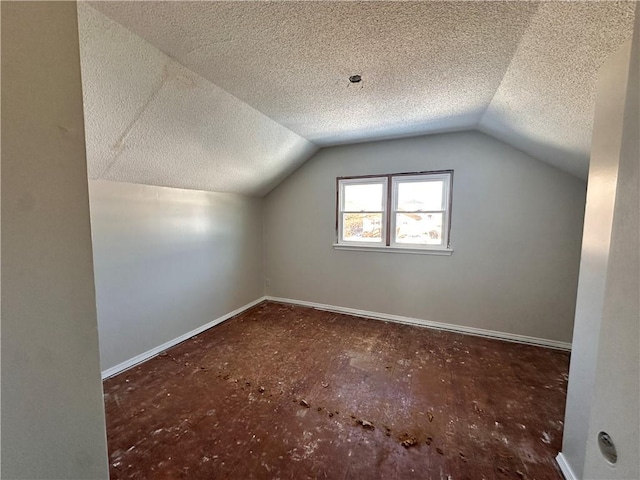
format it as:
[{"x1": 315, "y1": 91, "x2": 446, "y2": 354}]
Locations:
[{"x1": 104, "y1": 301, "x2": 569, "y2": 479}]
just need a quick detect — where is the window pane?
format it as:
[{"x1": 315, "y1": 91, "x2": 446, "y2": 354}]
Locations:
[
  {"x1": 397, "y1": 181, "x2": 443, "y2": 211},
  {"x1": 395, "y1": 213, "x2": 443, "y2": 245},
  {"x1": 344, "y1": 183, "x2": 384, "y2": 211},
  {"x1": 343, "y1": 213, "x2": 383, "y2": 242}
]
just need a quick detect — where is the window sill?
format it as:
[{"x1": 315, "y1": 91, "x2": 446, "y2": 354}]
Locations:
[{"x1": 332, "y1": 244, "x2": 453, "y2": 256}]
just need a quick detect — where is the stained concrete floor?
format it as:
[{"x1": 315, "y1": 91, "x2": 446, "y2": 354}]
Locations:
[{"x1": 104, "y1": 302, "x2": 569, "y2": 480}]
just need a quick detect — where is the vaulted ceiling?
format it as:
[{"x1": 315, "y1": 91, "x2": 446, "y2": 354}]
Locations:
[{"x1": 79, "y1": 1, "x2": 636, "y2": 195}]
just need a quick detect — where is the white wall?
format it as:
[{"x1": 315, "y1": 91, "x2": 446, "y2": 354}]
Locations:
[
  {"x1": 1, "y1": 2, "x2": 109, "y2": 478},
  {"x1": 89, "y1": 180, "x2": 264, "y2": 372},
  {"x1": 560, "y1": 9, "x2": 639, "y2": 479},
  {"x1": 264, "y1": 131, "x2": 586, "y2": 343}
]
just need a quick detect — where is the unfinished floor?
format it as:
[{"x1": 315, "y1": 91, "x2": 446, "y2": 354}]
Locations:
[{"x1": 104, "y1": 302, "x2": 569, "y2": 479}]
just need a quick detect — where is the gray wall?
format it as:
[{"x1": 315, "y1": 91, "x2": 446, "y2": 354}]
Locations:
[
  {"x1": 1, "y1": 2, "x2": 109, "y2": 478},
  {"x1": 561, "y1": 9, "x2": 639, "y2": 479},
  {"x1": 89, "y1": 180, "x2": 264, "y2": 372},
  {"x1": 264, "y1": 131, "x2": 586, "y2": 343}
]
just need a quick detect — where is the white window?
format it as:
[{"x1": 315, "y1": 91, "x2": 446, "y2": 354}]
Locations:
[
  {"x1": 336, "y1": 171, "x2": 453, "y2": 253},
  {"x1": 338, "y1": 177, "x2": 388, "y2": 246}
]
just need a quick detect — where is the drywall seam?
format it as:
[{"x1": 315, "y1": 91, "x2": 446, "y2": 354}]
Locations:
[
  {"x1": 97, "y1": 63, "x2": 170, "y2": 179},
  {"x1": 266, "y1": 296, "x2": 572, "y2": 351},
  {"x1": 101, "y1": 296, "x2": 267, "y2": 379},
  {"x1": 556, "y1": 453, "x2": 579, "y2": 480}
]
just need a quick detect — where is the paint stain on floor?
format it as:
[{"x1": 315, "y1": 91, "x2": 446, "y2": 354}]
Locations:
[{"x1": 103, "y1": 301, "x2": 569, "y2": 479}]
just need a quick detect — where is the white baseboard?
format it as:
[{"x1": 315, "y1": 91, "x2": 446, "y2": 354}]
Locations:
[
  {"x1": 556, "y1": 452, "x2": 579, "y2": 480},
  {"x1": 102, "y1": 295, "x2": 571, "y2": 379},
  {"x1": 266, "y1": 296, "x2": 572, "y2": 351},
  {"x1": 101, "y1": 296, "x2": 267, "y2": 379}
]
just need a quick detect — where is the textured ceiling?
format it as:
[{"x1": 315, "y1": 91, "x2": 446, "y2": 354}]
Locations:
[
  {"x1": 91, "y1": 1, "x2": 541, "y2": 145},
  {"x1": 480, "y1": 1, "x2": 636, "y2": 179},
  {"x1": 78, "y1": 3, "x2": 317, "y2": 196},
  {"x1": 81, "y1": 1, "x2": 636, "y2": 193}
]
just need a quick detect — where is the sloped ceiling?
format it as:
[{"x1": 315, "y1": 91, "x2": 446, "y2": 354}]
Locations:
[
  {"x1": 80, "y1": 1, "x2": 636, "y2": 195},
  {"x1": 78, "y1": 3, "x2": 317, "y2": 196},
  {"x1": 480, "y1": 1, "x2": 637, "y2": 179}
]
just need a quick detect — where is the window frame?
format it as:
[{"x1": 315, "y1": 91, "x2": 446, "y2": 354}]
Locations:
[
  {"x1": 337, "y1": 176, "x2": 388, "y2": 247},
  {"x1": 335, "y1": 170, "x2": 453, "y2": 254}
]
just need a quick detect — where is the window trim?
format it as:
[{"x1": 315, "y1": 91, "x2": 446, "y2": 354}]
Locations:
[{"x1": 336, "y1": 170, "x2": 454, "y2": 253}]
